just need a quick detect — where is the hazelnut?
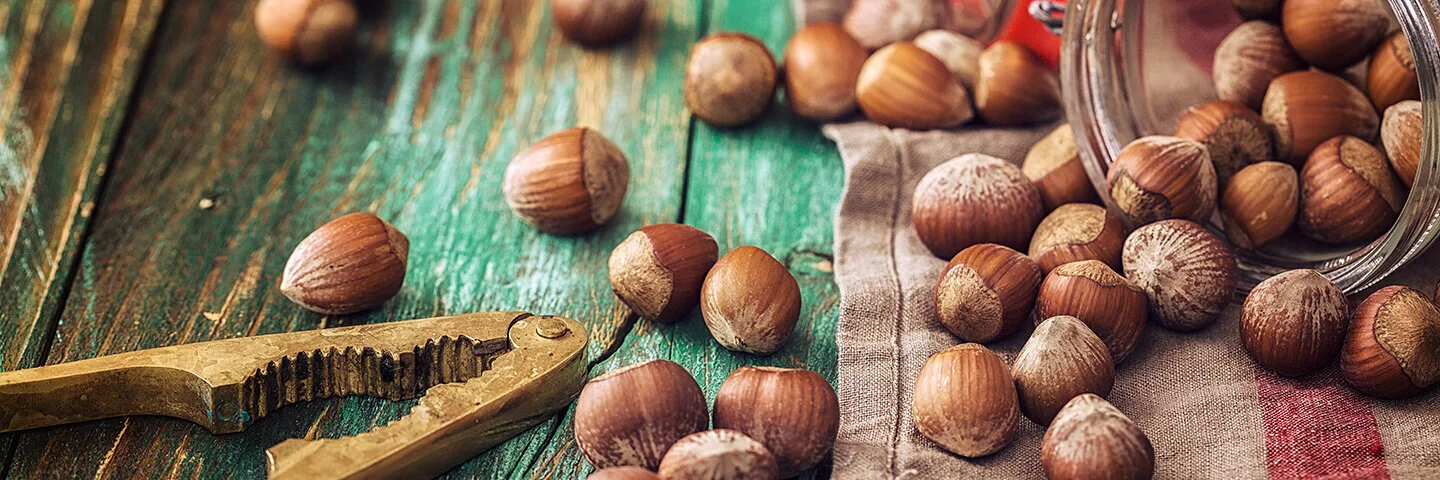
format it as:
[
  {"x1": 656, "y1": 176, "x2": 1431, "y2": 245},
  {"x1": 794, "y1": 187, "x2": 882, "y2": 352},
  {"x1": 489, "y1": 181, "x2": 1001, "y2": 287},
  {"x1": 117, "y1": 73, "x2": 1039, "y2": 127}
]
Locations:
[
  {"x1": 783, "y1": 23, "x2": 868, "y2": 122},
  {"x1": 1262, "y1": 71, "x2": 1380, "y2": 165},
  {"x1": 934, "y1": 244, "x2": 1044, "y2": 343},
  {"x1": 855, "y1": 42, "x2": 974, "y2": 129},
  {"x1": 1023, "y1": 124, "x2": 1102, "y2": 211},
  {"x1": 713, "y1": 366, "x2": 839, "y2": 477},
  {"x1": 684, "y1": 33, "x2": 777, "y2": 128},
  {"x1": 550, "y1": 0, "x2": 645, "y2": 46},
  {"x1": 1041, "y1": 394, "x2": 1155, "y2": 480},
  {"x1": 1122, "y1": 219, "x2": 1238, "y2": 332},
  {"x1": 1213, "y1": 21, "x2": 1306, "y2": 111},
  {"x1": 1232, "y1": 0, "x2": 1281, "y2": 20},
  {"x1": 912, "y1": 154, "x2": 1045, "y2": 258},
  {"x1": 1381, "y1": 100, "x2": 1422, "y2": 187},
  {"x1": 1298, "y1": 136, "x2": 1405, "y2": 245},
  {"x1": 1240, "y1": 269, "x2": 1349, "y2": 377},
  {"x1": 842, "y1": 0, "x2": 946, "y2": 50},
  {"x1": 1036, "y1": 260, "x2": 1148, "y2": 364},
  {"x1": 280, "y1": 213, "x2": 408, "y2": 315},
  {"x1": 974, "y1": 41, "x2": 1062, "y2": 126},
  {"x1": 1368, "y1": 33, "x2": 1420, "y2": 112},
  {"x1": 588, "y1": 467, "x2": 661, "y2": 480},
  {"x1": 503, "y1": 127, "x2": 630, "y2": 235},
  {"x1": 1105, "y1": 136, "x2": 1218, "y2": 227},
  {"x1": 1342, "y1": 286, "x2": 1440, "y2": 398},
  {"x1": 608, "y1": 224, "x2": 719, "y2": 323},
  {"x1": 913, "y1": 343, "x2": 1019, "y2": 457},
  {"x1": 700, "y1": 246, "x2": 802, "y2": 355},
  {"x1": 1173, "y1": 100, "x2": 1275, "y2": 185},
  {"x1": 1012, "y1": 316, "x2": 1115, "y2": 425},
  {"x1": 1221, "y1": 161, "x2": 1299, "y2": 249},
  {"x1": 1282, "y1": 0, "x2": 1392, "y2": 71},
  {"x1": 1028, "y1": 203, "x2": 1126, "y2": 274},
  {"x1": 254, "y1": 0, "x2": 359, "y2": 66},
  {"x1": 657, "y1": 430, "x2": 780, "y2": 480},
  {"x1": 912, "y1": 29, "x2": 984, "y2": 90},
  {"x1": 574, "y1": 360, "x2": 709, "y2": 469}
]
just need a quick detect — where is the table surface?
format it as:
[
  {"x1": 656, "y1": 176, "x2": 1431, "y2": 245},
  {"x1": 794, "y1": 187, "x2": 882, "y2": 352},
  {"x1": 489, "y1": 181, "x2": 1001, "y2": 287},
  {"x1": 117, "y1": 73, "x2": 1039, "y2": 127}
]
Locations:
[{"x1": 0, "y1": 0, "x2": 842, "y2": 478}]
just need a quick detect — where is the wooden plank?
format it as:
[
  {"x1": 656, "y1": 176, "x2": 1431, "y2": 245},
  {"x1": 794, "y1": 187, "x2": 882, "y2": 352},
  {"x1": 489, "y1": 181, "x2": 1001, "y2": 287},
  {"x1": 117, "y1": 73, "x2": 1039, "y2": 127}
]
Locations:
[{"x1": 5, "y1": 0, "x2": 700, "y2": 477}]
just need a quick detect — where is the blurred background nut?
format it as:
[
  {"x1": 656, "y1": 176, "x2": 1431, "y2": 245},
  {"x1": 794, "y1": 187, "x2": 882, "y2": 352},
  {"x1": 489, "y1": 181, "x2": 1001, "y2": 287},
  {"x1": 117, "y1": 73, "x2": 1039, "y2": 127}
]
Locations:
[
  {"x1": 700, "y1": 246, "x2": 802, "y2": 355},
  {"x1": 255, "y1": 0, "x2": 359, "y2": 66},
  {"x1": 1041, "y1": 394, "x2": 1155, "y2": 480},
  {"x1": 1035, "y1": 260, "x2": 1148, "y2": 363},
  {"x1": 1105, "y1": 136, "x2": 1217, "y2": 227},
  {"x1": 1221, "y1": 161, "x2": 1298, "y2": 249},
  {"x1": 685, "y1": 33, "x2": 777, "y2": 128},
  {"x1": 1382, "y1": 100, "x2": 1422, "y2": 187},
  {"x1": 608, "y1": 224, "x2": 718, "y2": 323},
  {"x1": 713, "y1": 367, "x2": 839, "y2": 477},
  {"x1": 587, "y1": 468, "x2": 660, "y2": 480},
  {"x1": 1282, "y1": 0, "x2": 1392, "y2": 71},
  {"x1": 1012, "y1": 316, "x2": 1115, "y2": 425},
  {"x1": 912, "y1": 30, "x2": 984, "y2": 91},
  {"x1": 913, "y1": 343, "x2": 1019, "y2": 457},
  {"x1": 503, "y1": 127, "x2": 630, "y2": 235},
  {"x1": 912, "y1": 154, "x2": 1044, "y2": 258},
  {"x1": 784, "y1": 23, "x2": 868, "y2": 122},
  {"x1": 842, "y1": 0, "x2": 946, "y2": 50},
  {"x1": 1023, "y1": 124, "x2": 1101, "y2": 211},
  {"x1": 657, "y1": 430, "x2": 780, "y2": 480},
  {"x1": 1262, "y1": 71, "x2": 1380, "y2": 165},
  {"x1": 550, "y1": 0, "x2": 646, "y2": 46},
  {"x1": 1342, "y1": 286, "x2": 1440, "y2": 398},
  {"x1": 856, "y1": 42, "x2": 974, "y2": 129},
  {"x1": 1212, "y1": 21, "x2": 1305, "y2": 111},
  {"x1": 1028, "y1": 203, "x2": 1126, "y2": 274},
  {"x1": 1297, "y1": 136, "x2": 1406, "y2": 245},
  {"x1": 974, "y1": 41, "x2": 1062, "y2": 126},
  {"x1": 934, "y1": 244, "x2": 1043, "y2": 343},
  {"x1": 1122, "y1": 220, "x2": 1237, "y2": 332},
  {"x1": 1173, "y1": 100, "x2": 1275, "y2": 185},
  {"x1": 574, "y1": 360, "x2": 708, "y2": 469},
  {"x1": 1240, "y1": 270, "x2": 1348, "y2": 377},
  {"x1": 1368, "y1": 33, "x2": 1420, "y2": 112}
]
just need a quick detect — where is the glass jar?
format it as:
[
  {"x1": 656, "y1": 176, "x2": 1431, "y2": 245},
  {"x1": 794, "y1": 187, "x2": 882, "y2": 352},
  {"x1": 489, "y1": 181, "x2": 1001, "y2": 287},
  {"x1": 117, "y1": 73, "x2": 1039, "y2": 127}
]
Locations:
[{"x1": 1037, "y1": 0, "x2": 1439, "y2": 293}]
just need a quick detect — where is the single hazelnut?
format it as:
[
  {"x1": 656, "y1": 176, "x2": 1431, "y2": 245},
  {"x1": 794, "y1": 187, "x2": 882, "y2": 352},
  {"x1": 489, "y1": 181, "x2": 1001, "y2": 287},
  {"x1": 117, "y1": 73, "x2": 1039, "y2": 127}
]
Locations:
[
  {"x1": 1232, "y1": 0, "x2": 1281, "y2": 20},
  {"x1": 1282, "y1": 0, "x2": 1392, "y2": 71},
  {"x1": 1105, "y1": 136, "x2": 1218, "y2": 227},
  {"x1": 934, "y1": 244, "x2": 1044, "y2": 343},
  {"x1": 574, "y1": 360, "x2": 709, "y2": 469},
  {"x1": 1262, "y1": 71, "x2": 1380, "y2": 165},
  {"x1": 1173, "y1": 100, "x2": 1275, "y2": 185},
  {"x1": 1213, "y1": 21, "x2": 1306, "y2": 111},
  {"x1": 700, "y1": 246, "x2": 802, "y2": 355},
  {"x1": 608, "y1": 224, "x2": 719, "y2": 323},
  {"x1": 912, "y1": 29, "x2": 984, "y2": 90},
  {"x1": 783, "y1": 23, "x2": 868, "y2": 122},
  {"x1": 1342, "y1": 286, "x2": 1440, "y2": 398},
  {"x1": 1041, "y1": 394, "x2": 1155, "y2": 480},
  {"x1": 842, "y1": 0, "x2": 946, "y2": 50},
  {"x1": 1239, "y1": 269, "x2": 1349, "y2": 377},
  {"x1": 1028, "y1": 203, "x2": 1126, "y2": 274},
  {"x1": 1122, "y1": 219, "x2": 1238, "y2": 332},
  {"x1": 713, "y1": 367, "x2": 839, "y2": 477},
  {"x1": 550, "y1": 0, "x2": 646, "y2": 46},
  {"x1": 913, "y1": 343, "x2": 1020, "y2": 457},
  {"x1": 588, "y1": 467, "x2": 660, "y2": 480},
  {"x1": 912, "y1": 154, "x2": 1045, "y2": 258},
  {"x1": 1023, "y1": 124, "x2": 1102, "y2": 211},
  {"x1": 1035, "y1": 260, "x2": 1148, "y2": 364},
  {"x1": 1012, "y1": 316, "x2": 1115, "y2": 425},
  {"x1": 1368, "y1": 33, "x2": 1420, "y2": 112},
  {"x1": 1298, "y1": 136, "x2": 1405, "y2": 245},
  {"x1": 280, "y1": 213, "x2": 408, "y2": 315},
  {"x1": 1221, "y1": 161, "x2": 1299, "y2": 249},
  {"x1": 684, "y1": 33, "x2": 777, "y2": 128},
  {"x1": 1381, "y1": 100, "x2": 1422, "y2": 187},
  {"x1": 657, "y1": 430, "x2": 780, "y2": 480},
  {"x1": 254, "y1": 0, "x2": 359, "y2": 66},
  {"x1": 503, "y1": 127, "x2": 630, "y2": 235},
  {"x1": 974, "y1": 41, "x2": 1062, "y2": 126},
  {"x1": 855, "y1": 42, "x2": 974, "y2": 129}
]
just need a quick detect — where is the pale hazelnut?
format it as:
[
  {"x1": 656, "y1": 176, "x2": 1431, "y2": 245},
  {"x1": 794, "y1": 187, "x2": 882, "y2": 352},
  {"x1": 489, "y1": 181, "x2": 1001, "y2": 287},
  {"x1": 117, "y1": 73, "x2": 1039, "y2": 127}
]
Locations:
[
  {"x1": 1173, "y1": 100, "x2": 1275, "y2": 185},
  {"x1": 912, "y1": 154, "x2": 1044, "y2": 258},
  {"x1": 608, "y1": 224, "x2": 719, "y2": 323},
  {"x1": 1105, "y1": 136, "x2": 1217, "y2": 227},
  {"x1": 1028, "y1": 203, "x2": 1126, "y2": 274},
  {"x1": 1240, "y1": 269, "x2": 1349, "y2": 377},
  {"x1": 1023, "y1": 124, "x2": 1102, "y2": 211},
  {"x1": 1342, "y1": 286, "x2": 1440, "y2": 398},
  {"x1": 842, "y1": 0, "x2": 946, "y2": 50},
  {"x1": 551, "y1": 0, "x2": 646, "y2": 46},
  {"x1": 783, "y1": 23, "x2": 868, "y2": 121},
  {"x1": 588, "y1": 467, "x2": 660, "y2": 480},
  {"x1": 934, "y1": 244, "x2": 1044, "y2": 343},
  {"x1": 1262, "y1": 71, "x2": 1380, "y2": 165},
  {"x1": 713, "y1": 367, "x2": 839, "y2": 477},
  {"x1": 503, "y1": 127, "x2": 630, "y2": 235},
  {"x1": 1368, "y1": 32, "x2": 1420, "y2": 112},
  {"x1": 1035, "y1": 260, "x2": 1148, "y2": 364},
  {"x1": 1041, "y1": 394, "x2": 1155, "y2": 480},
  {"x1": 1213, "y1": 21, "x2": 1306, "y2": 111},
  {"x1": 912, "y1": 29, "x2": 984, "y2": 90},
  {"x1": 1221, "y1": 161, "x2": 1298, "y2": 249},
  {"x1": 913, "y1": 343, "x2": 1019, "y2": 457},
  {"x1": 974, "y1": 41, "x2": 1062, "y2": 126},
  {"x1": 574, "y1": 360, "x2": 709, "y2": 469},
  {"x1": 856, "y1": 42, "x2": 974, "y2": 129},
  {"x1": 700, "y1": 246, "x2": 802, "y2": 355},
  {"x1": 685, "y1": 33, "x2": 777, "y2": 128},
  {"x1": 1298, "y1": 136, "x2": 1405, "y2": 245},
  {"x1": 1283, "y1": 0, "x2": 1392, "y2": 71},
  {"x1": 280, "y1": 213, "x2": 408, "y2": 315},
  {"x1": 1122, "y1": 219, "x2": 1238, "y2": 332},
  {"x1": 255, "y1": 0, "x2": 359, "y2": 66},
  {"x1": 657, "y1": 430, "x2": 780, "y2": 480},
  {"x1": 1012, "y1": 316, "x2": 1115, "y2": 425},
  {"x1": 1381, "y1": 100, "x2": 1422, "y2": 187}
]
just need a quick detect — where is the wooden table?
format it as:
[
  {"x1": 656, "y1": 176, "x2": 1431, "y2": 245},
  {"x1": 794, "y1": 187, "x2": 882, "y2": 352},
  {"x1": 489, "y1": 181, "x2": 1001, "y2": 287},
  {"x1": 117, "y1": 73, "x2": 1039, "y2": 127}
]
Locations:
[{"x1": 0, "y1": 0, "x2": 841, "y2": 477}]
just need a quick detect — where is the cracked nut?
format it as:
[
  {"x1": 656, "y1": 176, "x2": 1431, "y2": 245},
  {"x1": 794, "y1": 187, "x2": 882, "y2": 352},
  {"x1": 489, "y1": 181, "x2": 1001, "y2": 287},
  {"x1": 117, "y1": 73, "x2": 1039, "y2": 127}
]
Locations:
[
  {"x1": 700, "y1": 246, "x2": 802, "y2": 355},
  {"x1": 784, "y1": 23, "x2": 868, "y2": 122},
  {"x1": 1023, "y1": 124, "x2": 1101, "y2": 211},
  {"x1": 685, "y1": 33, "x2": 777, "y2": 128},
  {"x1": 1213, "y1": 21, "x2": 1305, "y2": 110},
  {"x1": 658, "y1": 429, "x2": 780, "y2": 480},
  {"x1": 503, "y1": 127, "x2": 630, "y2": 235},
  {"x1": 1298, "y1": 136, "x2": 1405, "y2": 245},
  {"x1": 1368, "y1": 32, "x2": 1420, "y2": 112},
  {"x1": 551, "y1": 0, "x2": 646, "y2": 46},
  {"x1": 1241, "y1": 269, "x2": 1349, "y2": 377},
  {"x1": 913, "y1": 343, "x2": 1019, "y2": 457},
  {"x1": 608, "y1": 224, "x2": 718, "y2": 323},
  {"x1": 974, "y1": 41, "x2": 1062, "y2": 126},
  {"x1": 1028, "y1": 203, "x2": 1126, "y2": 274},
  {"x1": 1013, "y1": 316, "x2": 1115, "y2": 425},
  {"x1": 1342, "y1": 286, "x2": 1440, "y2": 398},
  {"x1": 913, "y1": 29, "x2": 984, "y2": 90},
  {"x1": 912, "y1": 154, "x2": 1044, "y2": 258},
  {"x1": 1221, "y1": 161, "x2": 1298, "y2": 249},
  {"x1": 1042, "y1": 394, "x2": 1155, "y2": 480},
  {"x1": 856, "y1": 42, "x2": 974, "y2": 129},
  {"x1": 1282, "y1": 0, "x2": 1392, "y2": 71},
  {"x1": 588, "y1": 467, "x2": 660, "y2": 480},
  {"x1": 1036, "y1": 260, "x2": 1148, "y2": 364},
  {"x1": 1106, "y1": 136, "x2": 1217, "y2": 227},
  {"x1": 934, "y1": 244, "x2": 1044, "y2": 343},
  {"x1": 1382, "y1": 100, "x2": 1422, "y2": 187},
  {"x1": 1122, "y1": 219, "x2": 1238, "y2": 332},
  {"x1": 281, "y1": 213, "x2": 409, "y2": 315},
  {"x1": 1173, "y1": 100, "x2": 1275, "y2": 185},
  {"x1": 842, "y1": 0, "x2": 946, "y2": 50},
  {"x1": 1262, "y1": 71, "x2": 1380, "y2": 165},
  {"x1": 255, "y1": 0, "x2": 359, "y2": 66},
  {"x1": 713, "y1": 366, "x2": 839, "y2": 477},
  {"x1": 575, "y1": 360, "x2": 709, "y2": 469}
]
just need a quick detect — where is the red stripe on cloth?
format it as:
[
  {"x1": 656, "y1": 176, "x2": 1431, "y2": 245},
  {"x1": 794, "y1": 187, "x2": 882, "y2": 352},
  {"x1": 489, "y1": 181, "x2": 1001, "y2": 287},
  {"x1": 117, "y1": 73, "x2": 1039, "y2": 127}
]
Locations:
[{"x1": 1255, "y1": 368, "x2": 1390, "y2": 479}]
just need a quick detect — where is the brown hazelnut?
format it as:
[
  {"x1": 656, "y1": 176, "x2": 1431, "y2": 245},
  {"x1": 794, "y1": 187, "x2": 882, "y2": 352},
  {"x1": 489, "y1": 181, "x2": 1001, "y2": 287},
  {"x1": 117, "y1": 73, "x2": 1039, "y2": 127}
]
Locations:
[
  {"x1": 1282, "y1": 0, "x2": 1392, "y2": 71},
  {"x1": 503, "y1": 127, "x2": 630, "y2": 235},
  {"x1": 550, "y1": 0, "x2": 645, "y2": 46},
  {"x1": 608, "y1": 224, "x2": 718, "y2": 323},
  {"x1": 913, "y1": 343, "x2": 1019, "y2": 457},
  {"x1": 254, "y1": 0, "x2": 359, "y2": 66},
  {"x1": 974, "y1": 41, "x2": 1062, "y2": 126},
  {"x1": 1298, "y1": 136, "x2": 1405, "y2": 245},
  {"x1": 713, "y1": 367, "x2": 839, "y2": 477},
  {"x1": 1041, "y1": 394, "x2": 1155, "y2": 480},
  {"x1": 842, "y1": 0, "x2": 946, "y2": 50},
  {"x1": 783, "y1": 23, "x2": 868, "y2": 122},
  {"x1": 1262, "y1": 71, "x2": 1380, "y2": 165},
  {"x1": 1368, "y1": 33, "x2": 1420, "y2": 112},
  {"x1": 1035, "y1": 260, "x2": 1148, "y2": 364},
  {"x1": 700, "y1": 246, "x2": 802, "y2": 355},
  {"x1": 1173, "y1": 100, "x2": 1275, "y2": 185},
  {"x1": 1023, "y1": 124, "x2": 1102, "y2": 211},
  {"x1": 1105, "y1": 136, "x2": 1218, "y2": 227},
  {"x1": 657, "y1": 430, "x2": 780, "y2": 480},
  {"x1": 685, "y1": 33, "x2": 777, "y2": 128},
  {"x1": 912, "y1": 29, "x2": 984, "y2": 90},
  {"x1": 1028, "y1": 203, "x2": 1126, "y2": 274},
  {"x1": 1122, "y1": 219, "x2": 1238, "y2": 332},
  {"x1": 1221, "y1": 161, "x2": 1299, "y2": 249},
  {"x1": 934, "y1": 244, "x2": 1044, "y2": 343},
  {"x1": 1382, "y1": 100, "x2": 1422, "y2": 187},
  {"x1": 588, "y1": 467, "x2": 661, "y2": 480},
  {"x1": 1240, "y1": 269, "x2": 1349, "y2": 377},
  {"x1": 855, "y1": 42, "x2": 974, "y2": 129},
  {"x1": 912, "y1": 154, "x2": 1045, "y2": 258},
  {"x1": 280, "y1": 213, "x2": 408, "y2": 315},
  {"x1": 1213, "y1": 21, "x2": 1306, "y2": 111},
  {"x1": 1012, "y1": 316, "x2": 1115, "y2": 425},
  {"x1": 1342, "y1": 286, "x2": 1440, "y2": 398},
  {"x1": 1232, "y1": 0, "x2": 1282, "y2": 20},
  {"x1": 574, "y1": 360, "x2": 709, "y2": 469}
]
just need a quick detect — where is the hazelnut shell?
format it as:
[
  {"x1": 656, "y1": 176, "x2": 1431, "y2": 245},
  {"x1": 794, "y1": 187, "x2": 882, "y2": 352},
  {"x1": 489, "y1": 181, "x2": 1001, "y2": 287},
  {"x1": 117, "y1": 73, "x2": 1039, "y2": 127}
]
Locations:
[
  {"x1": 1028, "y1": 203, "x2": 1126, "y2": 274},
  {"x1": 700, "y1": 247, "x2": 802, "y2": 355},
  {"x1": 1012, "y1": 316, "x2": 1115, "y2": 425},
  {"x1": 657, "y1": 429, "x2": 780, "y2": 480},
  {"x1": 254, "y1": 0, "x2": 359, "y2": 66},
  {"x1": 1262, "y1": 71, "x2": 1380, "y2": 165},
  {"x1": 1023, "y1": 124, "x2": 1101, "y2": 211},
  {"x1": 934, "y1": 244, "x2": 1044, "y2": 343},
  {"x1": 550, "y1": 0, "x2": 646, "y2": 46},
  {"x1": 913, "y1": 343, "x2": 1020, "y2": 457},
  {"x1": 855, "y1": 42, "x2": 974, "y2": 129},
  {"x1": 713, "y1": 366, "x2": 839, "y2": 477},
  {"x1": 1282, "y1": 0, "x2": 1392, "y2": 71},
  {"x1": 575, "y1": 360, "x2": 709, "y2": 469},
  {"x1": 1122, "y1": 219, "x2": 1238, "y2": 332},
  {"x1": 608, "y1": 224, "x2": 718, "y2": 323},
  {"x1": 1342, "y1": 286, "x2": 1440, "y2": 399},
  {"x1": 1041, "y1": 394, "x2": 1155, "y2": 480},
  {"x1": 1381, "y1": 100, "x2": 1422, "y2": 187},
  {"x1": 842, "y1": 0, "x2": 946, "y2": 50},
  {"x1": 503, "y1": 127, "x2": 631, "y2": 235},
  {"x1": 1368, "y1": 33, "x2": 1420, "y2": 112},
  {"x1": 1173, "y1": 100, "x2": 1275, "y2": 185},
  {"x1": 685, "y1": 33, "x2": 777, "y2": 128},
  {"x1": 1240, "y1": 269, "x2": 1349, "y2": 377},
  {"x1": 912, "y1": 29, "x2": 984, "y2": 90},
  {"x1": 1221, "y1": 161, "x2": 1298, "y2": 249},
  {"x1": 280, "y1": 212, "x2": 409, "y2": 315},
  {"x1": 1297, "y1": 136, "x2": 1405, "y2": 245},
  {"x1": 783, "y1": 23, "x2": 868, "y2": 121},
  {"x1": 1105, "y1": 136, "x2": 1218, "y2": 227},
  {"x1": 912, "y1": 154, "x2": 1045, "y2": 258},
  {"x1": 587, "y1": 467, "x2": 661, "y2": 480},
  {"x1": 1035, "y1": 260, "x2": 1148, "y2": 363},
  {"x1": 974, "y1": 41, "x2": 1062, "y2": 126},
  {"x1": 1213, "y1": 21, "x2": 1306, "y2": 110}
]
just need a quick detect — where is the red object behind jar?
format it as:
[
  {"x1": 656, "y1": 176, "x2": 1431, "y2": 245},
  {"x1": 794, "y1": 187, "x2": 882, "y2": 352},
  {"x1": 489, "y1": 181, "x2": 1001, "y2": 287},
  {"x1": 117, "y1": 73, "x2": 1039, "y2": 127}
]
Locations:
[{"x1": 982, "y1": 0, "x2": 1064, "y2": 68}]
